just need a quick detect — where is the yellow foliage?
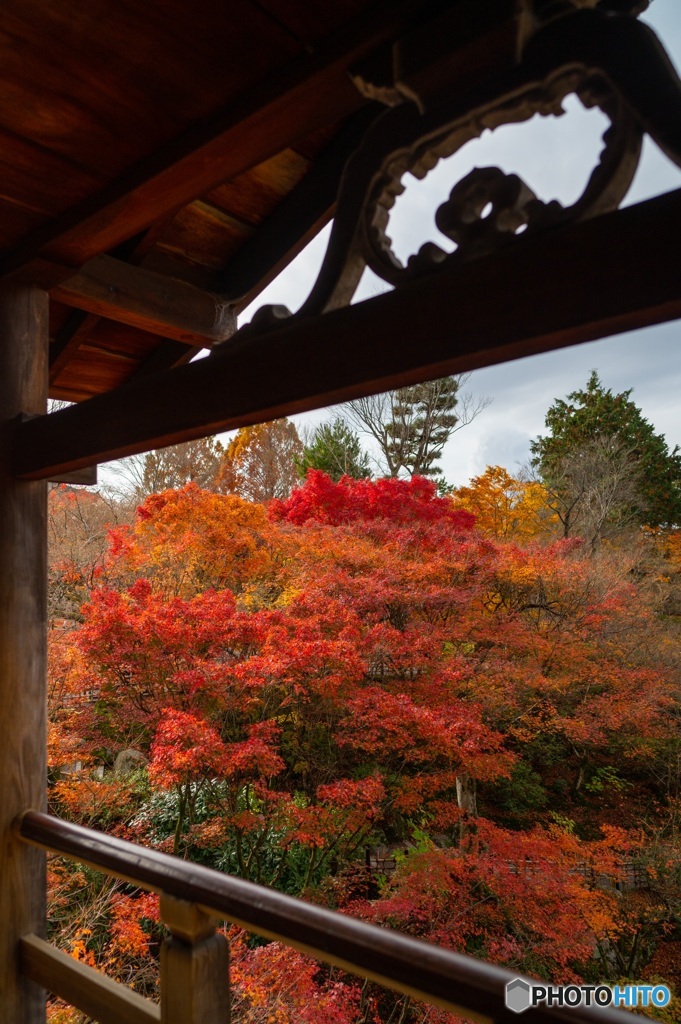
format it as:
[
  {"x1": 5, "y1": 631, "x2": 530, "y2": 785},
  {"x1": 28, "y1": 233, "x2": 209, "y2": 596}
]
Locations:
[
  {"x1": 654, "y1": 527, "x2": 681, "y2": 568},
  {"x1": 451, "y1": 466, "x2": 556, "y2": 542},
  {"x1": 216, "y1": 420, "x2": 302, "y2": 504}
]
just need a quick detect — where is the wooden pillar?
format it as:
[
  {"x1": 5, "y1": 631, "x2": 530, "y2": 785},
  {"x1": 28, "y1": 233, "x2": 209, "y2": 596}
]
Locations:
[
  {"x1": 160, "y1": 895, "x2": 230, "y2": 1024},
  {"x1": 0, "y1": 286, "x2": 48, "y2": 1023}
]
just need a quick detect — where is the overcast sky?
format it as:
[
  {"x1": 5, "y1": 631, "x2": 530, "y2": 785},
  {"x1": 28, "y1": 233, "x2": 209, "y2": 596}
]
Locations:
[{"x1": 240, "y1": 0, "x2": 681, "y2": 487}]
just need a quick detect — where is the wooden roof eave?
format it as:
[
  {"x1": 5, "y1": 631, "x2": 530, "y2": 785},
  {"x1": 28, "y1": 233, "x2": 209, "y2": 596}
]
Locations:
[
  {"x1": 3, "y1": 0, "x2": 528, "y2": 398},
  {"x1": 30, "y1": 104, "x2": 382, "y2": 398},
  {"x1": 4, "y1": 0, "x2": 681, "y2": 420},
  {"x1": 0, "y1": 0, "x2": 437, "y2": 284}
]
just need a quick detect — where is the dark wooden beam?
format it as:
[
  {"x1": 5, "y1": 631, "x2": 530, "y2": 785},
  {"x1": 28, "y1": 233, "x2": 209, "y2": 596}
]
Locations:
[
  {"x1": 51, "y1": 256, "x2": 236, "y2": 346},
  {"x1": 14, "y1": 188, "x2": 681, "y2": 480},
  {"x1": 50, "y1": 309, "x2": 90, "y2": 365},
  {"x1": 49, "y1": 467, "x2": 98, "y2": 486},
  {"x1": 0, "y1": 1, "x2": 435, "y2": 279},
  {"x1": 0, "y1": 285, "x2": 48, "y2": 1019},
  {"x1": 129, "y1": 340, "x2": 199, "y2": 382}
]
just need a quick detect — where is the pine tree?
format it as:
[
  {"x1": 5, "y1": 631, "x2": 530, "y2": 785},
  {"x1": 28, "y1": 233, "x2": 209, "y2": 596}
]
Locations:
[
  {"x1": 384, "y1": 378, "x2": 460, "y2": 478},
  {"x1": 343, "y1": 375, "x2": 488, "y2": 481},
  {"x1": 296, "y1": 418, "x2": 371, "y2": 482}
]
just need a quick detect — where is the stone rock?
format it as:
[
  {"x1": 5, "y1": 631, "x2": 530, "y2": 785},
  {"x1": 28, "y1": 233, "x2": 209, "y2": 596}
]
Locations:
[{"x1": 113, "y1": 748, "x2": 148, "y2": 775}]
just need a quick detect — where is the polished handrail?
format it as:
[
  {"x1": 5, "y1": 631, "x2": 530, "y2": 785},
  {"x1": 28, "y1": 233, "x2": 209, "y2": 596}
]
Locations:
[{"x1": 16, "y1": 810, "x2": 635, "y2": 1024}]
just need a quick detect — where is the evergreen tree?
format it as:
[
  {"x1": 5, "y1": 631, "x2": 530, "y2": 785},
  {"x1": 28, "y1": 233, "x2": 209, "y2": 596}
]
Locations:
[
  {"x1": 296, "y1": 418, "x2": 371, "y2": 482},
  {"x1": 384, "y1": 378, "x2": 460, "y2": 478},
  {"x1": 343, "y1": 375, "x2": 488, "y2": 482},
  {"x1": 531, "y1": 371, "x2": 681, "y2": 532}
]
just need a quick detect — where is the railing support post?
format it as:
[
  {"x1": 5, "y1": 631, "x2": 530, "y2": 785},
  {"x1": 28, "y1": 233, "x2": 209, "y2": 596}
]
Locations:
[
  {"x1": 160, "y1": 894, "x2": 230, "y2": 1024},
  {"x1": 0, "y1": 286, "x2": 48, "y2": 1023}
]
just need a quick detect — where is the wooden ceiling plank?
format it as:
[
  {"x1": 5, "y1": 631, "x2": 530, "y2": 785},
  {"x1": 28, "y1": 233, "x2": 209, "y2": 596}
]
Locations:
[
  {"x1": 206, "y1": 149, "x2": 311, "y2": 227},
  {"x1": 49, "y1": 350, "x2": 141, "y2": 395},
  {"x1": 51, "y1": 255, "x2": 236, "y2": 345},
  {"x1": 220, "y1": 105, "x2": 380, "y2": 308},
  {"x1": 49, "y1": 312, "x2": 100, "y2": 384},
  {"x1": 15, "y1": 188, "x2": 681, "y2": 480},
  {"x1": 0, "y1": 2, "x2": 302, "y2": 180},
  {"x1": 135, "y1": 251, "x2": 222, "y2": 291},
  {"x1": 0, "y1": 0, "x2": 431, "y2": 278},
  {"x1": 151, "y1": 203, "x2": 254, "y2": 272},
  {"x1": 47, "y1": 105, "x2": 380, "y2": 389},
  {"x1": 0, "y1": 128, "x2": 104, "y2": 219},
  {"x1": 75, "y1": 344, "x2": 142, "y2": 366}
]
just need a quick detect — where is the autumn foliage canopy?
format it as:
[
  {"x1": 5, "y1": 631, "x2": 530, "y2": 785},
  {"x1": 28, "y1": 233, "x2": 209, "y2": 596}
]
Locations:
[{"x1": 47, "y1": 470, "x2": 681, "y2": 1024}]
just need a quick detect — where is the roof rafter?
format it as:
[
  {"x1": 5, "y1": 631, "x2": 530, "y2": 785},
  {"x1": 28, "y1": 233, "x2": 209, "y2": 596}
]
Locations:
[
  {"x1": 44, "y1": 106, "x2": 382, "y2": 383},
  {"x1": 219, "y1": 104, "x2": 382, "y2": 310},
  {"x1": 0, "y1": 0, "x2": 436, "y2": 281}
]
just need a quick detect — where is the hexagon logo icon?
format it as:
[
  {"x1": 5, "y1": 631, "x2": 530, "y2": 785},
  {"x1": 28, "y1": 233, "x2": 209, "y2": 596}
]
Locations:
[{"x1": 506, "y1": 979, "x2": 531, "y2": 1013}]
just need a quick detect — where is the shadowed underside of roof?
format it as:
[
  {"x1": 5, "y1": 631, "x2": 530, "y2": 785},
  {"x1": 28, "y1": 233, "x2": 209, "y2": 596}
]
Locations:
[
  {"x1": 1, "y1": 0, "x2": 680, "y2": 480},
  {"x1": 1, "y1": 0, "x2": 446, "y2": 399}
]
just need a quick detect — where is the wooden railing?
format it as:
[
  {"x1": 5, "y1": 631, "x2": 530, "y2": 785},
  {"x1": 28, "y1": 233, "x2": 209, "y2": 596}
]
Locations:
[{"x1": 14, "y1": 810, "x2": 634, "y2": 1024}]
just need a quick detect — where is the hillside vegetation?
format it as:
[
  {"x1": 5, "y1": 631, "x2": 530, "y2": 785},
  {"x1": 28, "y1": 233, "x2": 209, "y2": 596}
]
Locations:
[{"x1": 46, "y1": 465, "x2": 681, "y2": 1024}]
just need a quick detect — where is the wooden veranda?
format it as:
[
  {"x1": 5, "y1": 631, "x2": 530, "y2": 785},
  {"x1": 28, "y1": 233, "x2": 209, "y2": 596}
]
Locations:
[{"x1": 1, "y1": 0, "x2": 680, "y2": 1020}]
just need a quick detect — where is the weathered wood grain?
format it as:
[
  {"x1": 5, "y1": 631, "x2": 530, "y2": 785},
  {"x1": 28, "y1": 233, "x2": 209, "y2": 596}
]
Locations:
[
  {"x1": 152, "y1": 203, "x2": 253, "y2": 272},
  {"x1": 52, "y1": 255, "x2": 236, "y2": 345},
  {"x1": 161, "y1": 936, "x2": 230, "y2": 1024},
  {"x1": 0, "y1": 286, "x2": 48, "y2": 1023},
  {"x1": 20, "y1": 935, "x2": 160, "y2": 1024},
  {"x1": 160, "y1": 896, "x2": 230, "y2": 1024},
  {"x1": 206, "y1": 149, "x2": 311, "y2": 227}
]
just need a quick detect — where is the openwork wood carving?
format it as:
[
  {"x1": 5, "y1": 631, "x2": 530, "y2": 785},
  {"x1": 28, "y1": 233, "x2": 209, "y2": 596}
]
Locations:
[{"x1": 242, "y1": 5, "x2": 681, "y2": 335}]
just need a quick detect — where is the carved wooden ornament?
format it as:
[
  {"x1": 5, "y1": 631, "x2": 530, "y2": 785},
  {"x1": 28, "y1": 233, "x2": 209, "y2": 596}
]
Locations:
[{"x1": 242, "y1": 4, "x2": 681, "y2": 336}]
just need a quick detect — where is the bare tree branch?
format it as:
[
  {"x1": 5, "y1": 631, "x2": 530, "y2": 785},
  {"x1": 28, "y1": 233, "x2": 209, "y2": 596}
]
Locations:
[{"x1": 341, "y1": 373, "x2": 490, "y2": 479}]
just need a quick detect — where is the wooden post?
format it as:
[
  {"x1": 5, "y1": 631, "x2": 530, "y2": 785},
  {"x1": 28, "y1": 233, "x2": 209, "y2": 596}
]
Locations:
[
  {"x1": 160, "y1": 895, "x2": 230, "y2": 1024},
  {"x1": 0, "y1": 286, "x2": 48, "y2": 1023}
]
